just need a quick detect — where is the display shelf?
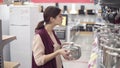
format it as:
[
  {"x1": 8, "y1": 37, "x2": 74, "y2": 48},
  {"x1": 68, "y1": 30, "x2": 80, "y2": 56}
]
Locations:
[
  {"x1": 101, "y1": 0, "x2": 120, "y2": 4},
  {"x1": 1, "y1": 35, "x2": 16, "y2": 48},
  {"x1": 101, "y1": 0, "x2": 120, "y2": 8},
  {"x1": 4, "y1": 61, "x2": 20, "y2": 68},
  {"x1": 0, "y1": 35, "x2": 16, "y2": 51},
  {"x1": 79, "y1": 31, "x2": 93, "y2": 35},
  {"x1": 0, "y1": 35, "x2": 16, "y2": 68}
]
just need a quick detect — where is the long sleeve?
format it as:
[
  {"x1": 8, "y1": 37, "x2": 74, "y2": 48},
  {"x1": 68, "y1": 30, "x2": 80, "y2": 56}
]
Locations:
[
  {"x1": 32, "y1": 34, "x2": 45, "y2": 66},
  {"x1": 32, "y1": 33, "x2": 63, "y2": 68}
]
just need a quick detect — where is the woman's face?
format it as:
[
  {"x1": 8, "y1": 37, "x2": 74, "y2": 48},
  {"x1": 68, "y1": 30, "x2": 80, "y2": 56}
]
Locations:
[{"x1": 53, "y1": 12, "x2": 63, "y2": 26}]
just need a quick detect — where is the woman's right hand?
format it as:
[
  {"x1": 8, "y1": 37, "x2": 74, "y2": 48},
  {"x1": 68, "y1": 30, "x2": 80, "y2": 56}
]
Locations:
[{"x1": 57, "y1": 49, "x2": 71, "y2": 60}]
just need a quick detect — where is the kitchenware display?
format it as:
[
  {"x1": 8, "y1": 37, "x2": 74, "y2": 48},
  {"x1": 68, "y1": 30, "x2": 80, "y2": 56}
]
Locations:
[{"x1": 93, "y1": 24, "x2": 120, "y2": 68}]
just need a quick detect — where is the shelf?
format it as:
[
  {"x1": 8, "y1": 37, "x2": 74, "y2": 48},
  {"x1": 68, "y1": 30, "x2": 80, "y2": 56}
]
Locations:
[
  {"x1": 101, "y1": 0, "x2": 120, "y2": 8},
  {"x1": 2, "y1": 35, "x2": 16, "y2": 41},
  {"x1": 0, "y1": 20, "x2": 17, "y2": 68},
  {"x1": 80, "y1": 31, "x2": 93, "y2": 34},
  {"x1": 80, "y1": 22, "x2": 95, "y2": 24},
  {"x1": 0, "y1": 35, "x2": 16, "y2": 68},
  {"x1": 0, "y1": 35, "x2": 16, "y2": 50},
  {"x1": 101, "y1": 0, "x2": 120, "y2": 4},
  {"x1": 4, "y1": 61, "x2": 20, "y2": 68}
]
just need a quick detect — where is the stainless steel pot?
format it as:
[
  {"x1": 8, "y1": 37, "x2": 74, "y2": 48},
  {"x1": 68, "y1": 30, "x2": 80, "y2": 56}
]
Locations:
[{"x1": 62, "y1": 43, "x2": 81, "y2": 60}]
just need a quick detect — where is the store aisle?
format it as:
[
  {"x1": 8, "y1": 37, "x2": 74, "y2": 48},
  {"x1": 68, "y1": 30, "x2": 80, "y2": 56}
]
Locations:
[{"x1": 63, "y1": 31, "x2": 94, "y2": 68}]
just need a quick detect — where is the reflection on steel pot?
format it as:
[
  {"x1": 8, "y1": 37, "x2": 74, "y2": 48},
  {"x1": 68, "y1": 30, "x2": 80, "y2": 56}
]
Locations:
[{"x1": 62, "y1": 43, "x2": 81, "y2": 60}]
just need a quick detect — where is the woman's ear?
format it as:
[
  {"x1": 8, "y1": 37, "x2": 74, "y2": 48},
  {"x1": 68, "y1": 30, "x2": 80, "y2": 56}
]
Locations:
[{"x1": 50, "y1": 17, "x2": 55, "y2": 22}]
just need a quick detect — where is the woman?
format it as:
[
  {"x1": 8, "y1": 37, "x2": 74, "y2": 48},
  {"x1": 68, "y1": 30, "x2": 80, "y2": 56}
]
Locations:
[{"x1": 32, "y1": 6, "x2": 70, "y2": 68}]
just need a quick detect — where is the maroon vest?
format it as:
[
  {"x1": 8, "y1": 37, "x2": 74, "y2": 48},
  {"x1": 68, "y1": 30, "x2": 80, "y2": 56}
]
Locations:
[{"x1": 32, "y1": 27, "x2": 61, "y2": 68}]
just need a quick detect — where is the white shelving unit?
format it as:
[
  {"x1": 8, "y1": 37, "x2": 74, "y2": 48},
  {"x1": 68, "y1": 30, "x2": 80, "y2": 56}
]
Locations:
[
  {"x1": 0, "y1": 36, "x2": 16, "y2": 68},
  {"x1": 0, "y1": 20, "x2": 18, "y2": 68}
]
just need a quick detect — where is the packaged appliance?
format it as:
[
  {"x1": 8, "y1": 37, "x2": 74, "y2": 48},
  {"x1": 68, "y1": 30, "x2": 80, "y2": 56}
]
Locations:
[{"x1": 9, "y1": 5, "x2": 43, "y2": 68}]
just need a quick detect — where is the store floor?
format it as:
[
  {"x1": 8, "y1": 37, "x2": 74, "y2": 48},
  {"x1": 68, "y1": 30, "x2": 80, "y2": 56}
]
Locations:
[{"x1": 62, "y1": 31, "x2": 94, "y2": 68}]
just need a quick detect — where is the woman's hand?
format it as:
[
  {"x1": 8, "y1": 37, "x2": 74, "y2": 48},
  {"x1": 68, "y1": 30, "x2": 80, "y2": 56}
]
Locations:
[{"x1": 57, "y1": 49, "x2": 72, "y2": 60}]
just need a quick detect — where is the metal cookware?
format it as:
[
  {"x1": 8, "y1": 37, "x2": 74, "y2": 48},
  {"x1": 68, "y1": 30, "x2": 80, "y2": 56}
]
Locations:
[{"x1": 62, "y1": 43, "x2": 81, "y2": 60}]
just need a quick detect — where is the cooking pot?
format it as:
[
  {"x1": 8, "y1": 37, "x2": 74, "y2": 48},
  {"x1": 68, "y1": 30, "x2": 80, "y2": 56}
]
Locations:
[
  {"x1": 108, "y1": 12, "x2": 117, "y2": 23},
  {"x1": 62, "y1": 43, "x2": 81, "y2": 60}
]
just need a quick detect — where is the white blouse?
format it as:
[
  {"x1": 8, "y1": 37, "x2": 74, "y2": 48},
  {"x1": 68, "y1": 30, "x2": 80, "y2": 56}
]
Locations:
[{"x1": 32, "y1": 34, "x2": 63, "y2": 68}]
